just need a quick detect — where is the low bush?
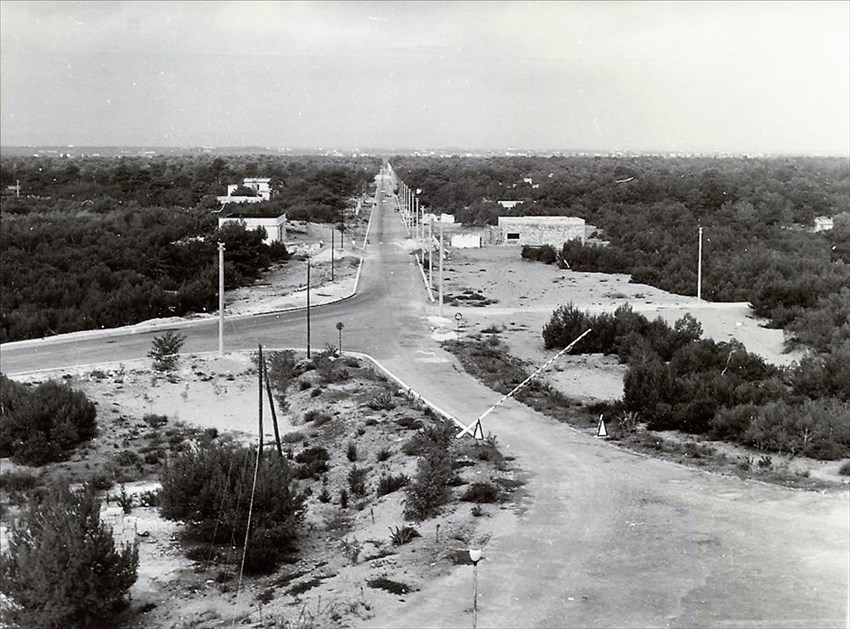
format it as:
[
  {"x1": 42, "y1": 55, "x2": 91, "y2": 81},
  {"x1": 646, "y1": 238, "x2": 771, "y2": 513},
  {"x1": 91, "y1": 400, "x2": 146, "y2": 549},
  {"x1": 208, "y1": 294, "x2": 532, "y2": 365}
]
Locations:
[
  {"x1": 0, "y1": 483, "x2": 139, "y2": 628},
  {"x1": 376, "y1": 473, "x2": 409, "y2": 496},
  {"x1": 348, "y1": 465, "x2": 369, "y2": 496},
  {"x1": 159, "y1": 442, "x2": 306, "y2": 573},
  {"x1": 346, "y1": 442, "x2": 358, "y2": 462},
  {"x1": 389, "y1": 525, "x2": 420, "y2": 546},
  {"x1": 367, "y1": 577, "x2": 413, "y2": 595},
  {"x1": 143, "y1": 413, "x2": 169, "y2": 428},
  {"x1": 460, "y1": 482, "x2": 501, "y2": 503},
  {"x1": 368, "y1": 392, "x2": 395, "y2": 411},
  {"x1": 376, "y1": 447, "x2": 392, "y2": 462},
  {"x1": 295, "y1": 446, "x2": 330, "y2": 479},
  {"x1": 838, "y1": 461, "x2": 850, "y2": 476},
  {"x1": 0, "y1": 469, "x2": 42, "y2": 493},
  {"x1": 0, "y1": 374, "x2": 97, "y2": 466}
]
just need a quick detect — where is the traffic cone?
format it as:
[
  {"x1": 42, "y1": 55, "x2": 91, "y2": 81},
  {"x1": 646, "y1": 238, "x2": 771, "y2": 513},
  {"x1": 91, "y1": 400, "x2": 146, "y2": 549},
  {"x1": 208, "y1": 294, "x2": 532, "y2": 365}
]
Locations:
[{"x1": 596, "y1": 414, "x2": 609, "y2": 438}]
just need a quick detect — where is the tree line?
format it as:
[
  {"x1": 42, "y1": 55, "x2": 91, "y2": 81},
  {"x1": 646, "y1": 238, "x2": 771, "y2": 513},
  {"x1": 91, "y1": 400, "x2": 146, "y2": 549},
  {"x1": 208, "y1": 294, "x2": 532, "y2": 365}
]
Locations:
[{"x1": 0, "y1": 155, "x2": 377, "y2": 341}]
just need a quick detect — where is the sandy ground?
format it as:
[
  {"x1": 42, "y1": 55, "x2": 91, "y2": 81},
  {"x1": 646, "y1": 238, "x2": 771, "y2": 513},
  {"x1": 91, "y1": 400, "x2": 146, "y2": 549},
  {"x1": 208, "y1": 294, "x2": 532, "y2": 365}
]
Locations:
[
  {"x1": 436, "y1": 246, "x2": 806, "y2": 405},
  {"x1": 2, "y1": 350, "x2": 521, "y2": 629},
  {"x1": 428, "y1": 245, "x2": 846, "y2": 484}
]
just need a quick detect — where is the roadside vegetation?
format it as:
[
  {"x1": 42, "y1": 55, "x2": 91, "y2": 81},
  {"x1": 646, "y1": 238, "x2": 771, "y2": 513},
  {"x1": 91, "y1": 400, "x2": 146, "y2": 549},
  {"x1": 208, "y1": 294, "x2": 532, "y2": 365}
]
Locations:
[
  {"x1": 0, "y1": 374, "x2": 97, "y2": 465},
  {"x1": 0, "y1": 483, "x2": 139, "y2": 629},
  {"x1": 0, "y1": 154, "x2": 377, "y2": 342},
  {"x1": 445, "y1": 329, "x2": 846, "y2": 489},
  {"x1": 0, "y1": 351, "x2": 522, "y2": 626},
  {"x1": 395, "y1": 154, "x2": 849, "y2": 346}
]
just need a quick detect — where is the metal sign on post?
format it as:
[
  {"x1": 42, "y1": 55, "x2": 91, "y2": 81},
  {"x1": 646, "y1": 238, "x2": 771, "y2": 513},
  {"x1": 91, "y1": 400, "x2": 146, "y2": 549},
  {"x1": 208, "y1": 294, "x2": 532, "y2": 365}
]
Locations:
[{"x1": 456, "y1": 328, "x2": 592, "y2": 439}]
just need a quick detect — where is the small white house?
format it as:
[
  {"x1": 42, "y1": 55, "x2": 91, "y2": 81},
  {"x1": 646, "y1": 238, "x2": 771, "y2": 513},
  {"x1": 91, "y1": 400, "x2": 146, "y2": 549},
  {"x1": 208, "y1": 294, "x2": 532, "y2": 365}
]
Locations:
[
  {"x1": 498, "y1": 200, "x2": 523, "y2": 210},
  {"x1": 218, "y1": 214, "x2": 287, "y2": 244},
  {"x1": 498, "y1": 216, "x2": 586, "y2": 246},
  {"x1": 218, "y1": 177, "x2": 272, "y2": 204},
  {"x1": 813, "y1": 216, "x2": 834, "y2": 232},
  {"x1": 451, "y1": 233, "x2": 482, "y2": 249}
]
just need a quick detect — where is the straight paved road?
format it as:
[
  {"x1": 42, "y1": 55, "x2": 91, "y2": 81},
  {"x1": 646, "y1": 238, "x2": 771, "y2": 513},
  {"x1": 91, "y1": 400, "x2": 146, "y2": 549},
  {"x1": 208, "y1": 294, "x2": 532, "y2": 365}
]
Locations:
[{"x1": 2, "y1": 167, "x2": 848, "y2": 628}]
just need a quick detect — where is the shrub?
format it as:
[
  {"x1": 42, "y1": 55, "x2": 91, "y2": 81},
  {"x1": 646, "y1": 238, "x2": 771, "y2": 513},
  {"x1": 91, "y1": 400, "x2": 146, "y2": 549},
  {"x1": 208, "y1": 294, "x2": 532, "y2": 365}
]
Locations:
[
  {"x1": 460, "y1": 482, "x2": 501, "y2": 503},
  {"x1": 376, "y1": 447, "x2": 392, "y2": 462},
  {"x1": 294, "y1": 446, "x2": 330, "y2": 479},
  {"x1": 148, "y1": 330, "x2": 186, "y2": 373},
  {"x1": 0, "y1": 469, "x2": 42, "y2": 493},
  {"x1": 339, "y1": 489, "x2": 349, "y2": 509},
  {"x1": 403, "y1": 425, "x2": 454, "y2": 521},
  {"x1": 346, "y1": 441, "x2": 358, "y2": 462},
  {"x1": 159, "y1": 442, "x2": 307, "y2": 573},
  {"x1": 0, "y1": 375, "x2": 97, "y2": 466},
  {"x1": 389, "y1": 525, "x2": 420, "y2": 546},
  {"x1": 367, "y1": 577, "x2": 413, "y2": 595},
  {"x1": 838, "y1": 461, "x2": 850, "y2": 476},
  {"x1": 348, "y1": 466, "x2": 369, "y2": 496},
  {"x1": 143, "y1": 413, "x2": 169, "y2": 428},
  {"x1": 377, "y1": 474, "x2": 409, "y2": 496},
  {"x1": 368, "y1": 391, "x2": 395, "y2": 411},
  {"x1": 0, "y1": 483, "x2": 139, "y2": 628}
]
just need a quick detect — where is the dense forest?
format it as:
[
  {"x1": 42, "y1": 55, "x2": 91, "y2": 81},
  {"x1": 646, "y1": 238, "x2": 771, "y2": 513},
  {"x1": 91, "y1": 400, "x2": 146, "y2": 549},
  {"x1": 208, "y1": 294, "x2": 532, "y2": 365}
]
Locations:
[
  {"x1": 393, "y1": 154, "x2": 849, "y2": 459},
  {"x1": 393, "y1": 155, "x2": 849, "y2": 348},
  {"x1": 0, "y1": 154, "x2": 378, "y2": 341}
]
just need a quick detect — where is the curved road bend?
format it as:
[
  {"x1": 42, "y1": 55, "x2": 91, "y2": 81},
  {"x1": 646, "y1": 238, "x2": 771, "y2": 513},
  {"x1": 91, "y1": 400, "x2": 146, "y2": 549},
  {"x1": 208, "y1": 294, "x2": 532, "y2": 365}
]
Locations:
[{"x1": 1, "y1": 169, "x2": 848, "y2": 628}]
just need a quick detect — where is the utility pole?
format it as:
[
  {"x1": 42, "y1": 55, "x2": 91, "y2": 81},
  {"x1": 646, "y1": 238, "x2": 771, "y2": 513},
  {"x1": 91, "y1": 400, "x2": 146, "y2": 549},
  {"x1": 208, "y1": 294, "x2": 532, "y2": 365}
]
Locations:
[
  {"x1": 428, "y1": 216, "x2": 434, "y2": 289},
  {"x1": 306, "y1": 256, "x2": 311, "y2": 359},
  {"x1": 697, "y1": 225, "x2": 703, "y2": 302},
  {"x1": 439, "y1": 224, "x2": 444, "y2": 317},
  {"x1": 257, "y1": 344, "x2": 264, "y2": 460},
  {"x1": 331, "y1": 228, "x2": 335, "y2": 281},
  {"x1": 218, "y1": 242, "x2": 225, "y2": 355}
]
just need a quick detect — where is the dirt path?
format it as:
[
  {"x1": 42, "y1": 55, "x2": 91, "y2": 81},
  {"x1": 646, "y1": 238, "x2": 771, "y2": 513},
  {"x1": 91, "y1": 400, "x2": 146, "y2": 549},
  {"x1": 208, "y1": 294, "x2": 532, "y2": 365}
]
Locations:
[{"x1": 374, "y1": 342, "x2": 849, "y2": 628}]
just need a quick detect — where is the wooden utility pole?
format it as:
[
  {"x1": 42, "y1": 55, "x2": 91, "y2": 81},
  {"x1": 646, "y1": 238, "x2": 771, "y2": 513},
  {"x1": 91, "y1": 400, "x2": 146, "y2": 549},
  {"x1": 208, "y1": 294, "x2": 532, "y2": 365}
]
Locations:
[
  {"x1": 257, "y1": 345, "x2": 264, "y2": 460},
  {"x1": 261, "y1": 357, "x2": 283, "y2": 457}
]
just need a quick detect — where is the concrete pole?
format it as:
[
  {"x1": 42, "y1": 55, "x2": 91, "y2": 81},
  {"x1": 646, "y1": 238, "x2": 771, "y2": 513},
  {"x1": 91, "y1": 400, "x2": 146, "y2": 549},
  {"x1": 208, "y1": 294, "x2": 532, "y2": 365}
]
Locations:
[
  {"x1": 439, "y1": 224, "x2": 444, "y2": 317},
  {"x1": 416, "y1": 196, "x2": 421, "y2": 242},
  {"x1": 428, "y1": 217, "x2": 433, "y2": 289},
  {"x1": 697, "y1": 226, "x2": 703, "y2": 302},
  {"x1": 473, "y1": 561, "x2": 479, "y2": 629},
  {"x1": 331, "y1": 228, "x2": 335, "y2": 281},
  {"x1": 306, "y1": 257, "x2": 311, "y2": 358},
  {"x1": 218, "y1": 242, "x2": 225, "y2": 355}
]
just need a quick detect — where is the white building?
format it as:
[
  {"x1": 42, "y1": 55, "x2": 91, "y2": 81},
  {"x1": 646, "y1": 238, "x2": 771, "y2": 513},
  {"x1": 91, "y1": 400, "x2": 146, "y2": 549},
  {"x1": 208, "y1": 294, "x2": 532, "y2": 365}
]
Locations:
[
  {"x1": 498, "y1": 200, "x2": 523, "y2": 210},
  {"x1": 218, "y1": 215, "x2": 287, "y2": 244},
  {"x1": 497, "y1": 216, "x2": 586, "y2": 247},
  {"x1": 813, "y1": 216, "x2": 834, "y2": 232},
  {"x1": 451, "y1": 233, "x2": 482, "y2": 249},
  {"x1": 218, "y1": 177, "x2": 272, "y2": 204}
]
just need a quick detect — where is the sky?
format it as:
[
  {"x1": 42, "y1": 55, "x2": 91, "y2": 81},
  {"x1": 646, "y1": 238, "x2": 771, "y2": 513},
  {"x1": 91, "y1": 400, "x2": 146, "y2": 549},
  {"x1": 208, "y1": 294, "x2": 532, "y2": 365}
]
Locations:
[{"x1": 1, "y1": 1, "x2": 848, "y2": 155}]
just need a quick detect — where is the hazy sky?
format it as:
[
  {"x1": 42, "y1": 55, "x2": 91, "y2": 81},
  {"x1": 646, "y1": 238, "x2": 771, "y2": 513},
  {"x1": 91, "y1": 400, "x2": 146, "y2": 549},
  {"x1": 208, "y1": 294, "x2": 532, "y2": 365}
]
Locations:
[{"x1": 2, "y1": 1, "x2": 848, "y2": 154}]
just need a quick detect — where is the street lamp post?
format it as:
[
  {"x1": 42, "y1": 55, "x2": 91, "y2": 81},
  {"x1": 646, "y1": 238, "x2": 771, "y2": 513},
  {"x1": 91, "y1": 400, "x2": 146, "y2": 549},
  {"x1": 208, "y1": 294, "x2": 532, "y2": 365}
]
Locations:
[
  {"x1": 331, "y1": 228, "x2": 335, "y2": 282},
  {"x1": 428, "y1": 216, "x2": 434, "y2": 289},
  {"x1": 697, "y1": 225, "x2": 703, "y2": 302},
  {"x1": 439, "y1": 224, "x2": 445, "y2": 317},
  {"x1": 306, "y1": 256, "x2": 311, "y2": 359},
  {"x1": 469, "y1": 549, "x2": 482, "y2": 629}
]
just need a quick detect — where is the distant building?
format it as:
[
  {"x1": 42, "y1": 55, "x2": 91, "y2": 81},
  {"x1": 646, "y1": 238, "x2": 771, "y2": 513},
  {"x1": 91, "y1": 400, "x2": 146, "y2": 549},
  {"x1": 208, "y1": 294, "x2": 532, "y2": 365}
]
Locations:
[
  {"x1": 451, "y1": 233, "x2": 482, "y2": 249},
  {"x1": 218, "y1": 177, "x2": 272, "y2": 204},
  {"x1": 497, "y1": 200, "x2": 523, "y2": 210},
  {"x1": 218, "y1": 214, "x2": 287, "y2": 244},
  {"x1": 423, "y1": 213, "x2": 456, "y2": 224},
  {"x1": 813, "y1": 216, "x2": 834, "y2": 232},
  {"x1": 497, "y1": 216, "x2": 586, "y2": 247}
]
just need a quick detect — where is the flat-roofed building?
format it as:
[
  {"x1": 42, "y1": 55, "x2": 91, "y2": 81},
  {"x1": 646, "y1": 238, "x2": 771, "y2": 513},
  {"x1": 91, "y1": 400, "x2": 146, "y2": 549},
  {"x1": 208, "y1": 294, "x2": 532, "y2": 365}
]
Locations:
[
  {"x1": 497, "y1": 216, "x2": 586, "y2": 246},
  {"x1": 218, "y1": 214, "x2": 287, "y2": 244}
]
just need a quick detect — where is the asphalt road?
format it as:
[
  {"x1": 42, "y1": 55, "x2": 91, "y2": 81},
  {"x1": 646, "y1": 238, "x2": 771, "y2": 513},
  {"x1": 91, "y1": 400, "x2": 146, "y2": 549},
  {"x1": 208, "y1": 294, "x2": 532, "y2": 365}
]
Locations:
[
  {"x1": 2, "y1": 168, "x2": 848, "y2": 628},
  {"x1": 0, "y1": 168, "x2": 425, "y2": 373}
]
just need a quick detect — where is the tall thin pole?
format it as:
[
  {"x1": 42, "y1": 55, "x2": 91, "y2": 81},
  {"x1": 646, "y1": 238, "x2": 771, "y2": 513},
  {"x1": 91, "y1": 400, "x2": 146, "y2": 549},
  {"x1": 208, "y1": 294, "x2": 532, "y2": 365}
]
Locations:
[
  {"x1": 306, "y1": 257, "x2": 311, "y2": 358},
  {"x1": 428, "y1": 217, "x2": 434, "y2": 289},
  {"x1": 331, "y1": 228, "x2": 335, "y2": 281},
  {"x1": 257, "y1": 345, "x2": 264, "y2": 460},
  {"x1": 218, "y1": 242, "x2": 225, "y2": 355},
  {"x1": 439, "y1": 224, "x2": 444, "y2": 317},
  {"x1": 472, "y1": 561, "x2": 479, "y2": 629},
  {"x1": 262, "y1": 357, "x2": 283, "y2": 457},
  {"x1": 697, "y1": 226, "x2": 703, "y2": 302}
]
